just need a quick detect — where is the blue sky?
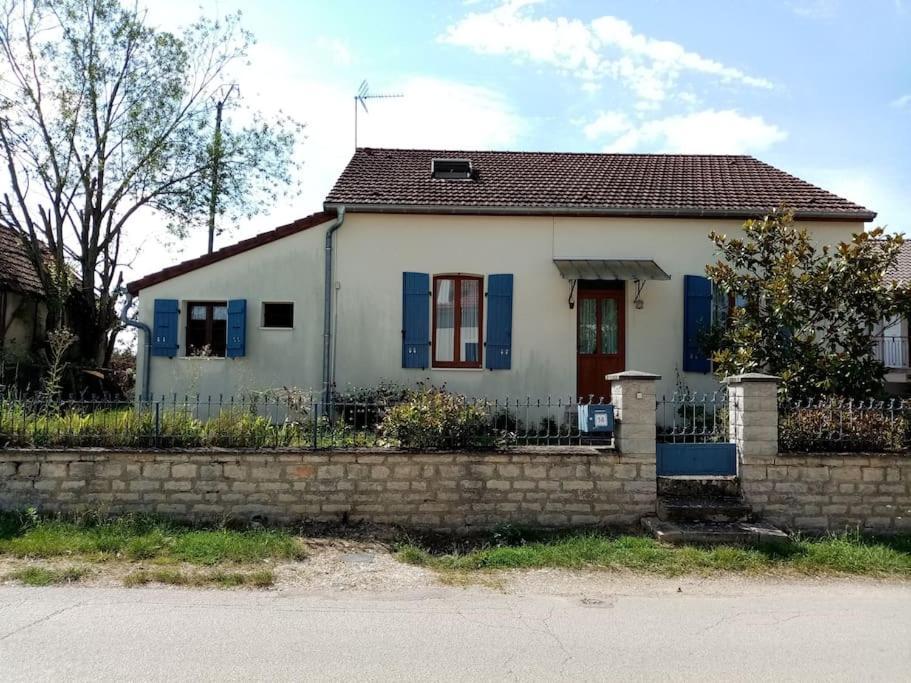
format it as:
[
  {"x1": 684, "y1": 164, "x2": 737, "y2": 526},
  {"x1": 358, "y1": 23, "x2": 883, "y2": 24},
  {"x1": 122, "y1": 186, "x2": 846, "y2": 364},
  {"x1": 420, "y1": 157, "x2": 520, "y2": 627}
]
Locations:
[{"x1": 141, "y1": 0, "x2": 910, "y2": 265}]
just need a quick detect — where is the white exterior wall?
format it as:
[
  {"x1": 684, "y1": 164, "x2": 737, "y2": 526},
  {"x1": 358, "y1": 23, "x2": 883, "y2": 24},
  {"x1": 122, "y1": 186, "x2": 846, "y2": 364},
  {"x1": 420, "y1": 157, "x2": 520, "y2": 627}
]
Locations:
[
  {"x1": 136, "y1": 212, "x2": 860, "y2": 400},
  {"x1": 332, "y1": 213, "x2": 857, "y2": 399},
  {"x1": 136, "y1": 221, "x2": 329, "y2": 399}
]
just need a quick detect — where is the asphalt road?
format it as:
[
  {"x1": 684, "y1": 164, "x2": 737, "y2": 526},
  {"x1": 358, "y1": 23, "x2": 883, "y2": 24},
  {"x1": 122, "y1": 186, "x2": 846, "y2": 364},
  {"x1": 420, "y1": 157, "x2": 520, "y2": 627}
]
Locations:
[{"x1": 0, "y1": 579, "x2": 909, "y2": 681}]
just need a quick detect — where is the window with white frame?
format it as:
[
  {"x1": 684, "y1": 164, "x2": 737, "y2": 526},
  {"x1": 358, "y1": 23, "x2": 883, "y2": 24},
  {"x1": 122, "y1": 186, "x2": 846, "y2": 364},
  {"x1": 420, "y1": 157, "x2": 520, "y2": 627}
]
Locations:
[{"x1": 262, "y1": 302, "x2": 294, "y2": 328}]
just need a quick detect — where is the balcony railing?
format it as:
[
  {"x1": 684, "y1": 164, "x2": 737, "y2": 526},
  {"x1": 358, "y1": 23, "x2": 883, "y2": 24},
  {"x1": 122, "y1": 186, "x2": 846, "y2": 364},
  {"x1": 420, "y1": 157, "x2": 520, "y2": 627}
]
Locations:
[{"x1": 872, "y1": 335, "x2": 909, "y2": 369}]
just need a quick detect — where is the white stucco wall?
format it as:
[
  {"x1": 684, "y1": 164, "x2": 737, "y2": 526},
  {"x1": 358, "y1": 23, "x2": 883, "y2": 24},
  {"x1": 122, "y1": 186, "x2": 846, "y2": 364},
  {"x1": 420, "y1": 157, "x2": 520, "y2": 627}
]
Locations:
[
  {"x1": 136, "y1": 212, "x2": 861, "y2": 400},
  {"x1": 332, "y1": 213, "x2": 858, "y2": 399},
  {"x1": 136, "y1": 221, "x2": 329, "y2": 399}
]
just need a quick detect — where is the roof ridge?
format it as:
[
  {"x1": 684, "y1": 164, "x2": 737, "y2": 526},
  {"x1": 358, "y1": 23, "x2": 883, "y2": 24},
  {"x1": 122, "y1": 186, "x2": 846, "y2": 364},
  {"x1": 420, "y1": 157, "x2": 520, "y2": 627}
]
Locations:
[{"x1": 357, "y1": 146, "x2": 755, "y2": 159}]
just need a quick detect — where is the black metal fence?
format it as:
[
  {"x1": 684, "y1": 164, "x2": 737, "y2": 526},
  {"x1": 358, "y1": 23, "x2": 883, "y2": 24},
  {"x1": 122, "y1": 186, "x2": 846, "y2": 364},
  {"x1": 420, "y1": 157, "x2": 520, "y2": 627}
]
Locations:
[
  {"x1": 0, "y1": 393, "x2": 616, "y2": 450},
  {"x1": 779, "y1": 397, "x2": 910, "y2": 453},
  {"x1": 656, "y1": 391, "x2": 729, "y2": 443}
]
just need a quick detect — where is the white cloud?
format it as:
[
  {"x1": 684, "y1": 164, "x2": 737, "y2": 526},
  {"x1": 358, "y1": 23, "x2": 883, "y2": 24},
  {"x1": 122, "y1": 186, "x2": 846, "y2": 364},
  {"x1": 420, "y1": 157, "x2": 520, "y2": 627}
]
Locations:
[
  {"x1": 314, "y1": 36, "x2": 354, "y2": 66},
  {"x1": 354, "y1": 76, "x2": 526, "y2": 150},
  {"x1": 583, "y1": 111, "x2": 631, "y2": 139},
  {"x1": 586, "y1": 109, "x2": 787, "y2": 154},
  {"x1": 439, "y1": 0, "x2": 772, "y2": 106},
  {"x1": 788, "y1": 0, "x2": 838, "y2": 18},
  {"x1": 892, "y1": 94, "x2": 911, "y2": 108}
]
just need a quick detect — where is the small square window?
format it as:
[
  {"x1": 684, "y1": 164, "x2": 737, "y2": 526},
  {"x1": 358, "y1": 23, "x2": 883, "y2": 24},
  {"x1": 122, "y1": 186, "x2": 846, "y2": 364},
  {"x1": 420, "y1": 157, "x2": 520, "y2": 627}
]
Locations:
[{"x1": 262, "y1": 302, "x2": 294, "y2": 328}]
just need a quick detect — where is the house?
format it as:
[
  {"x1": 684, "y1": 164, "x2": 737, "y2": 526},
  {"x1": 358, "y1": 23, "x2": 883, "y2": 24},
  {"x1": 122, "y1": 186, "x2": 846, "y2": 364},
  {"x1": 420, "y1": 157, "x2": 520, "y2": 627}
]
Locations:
[
  {"x1": 878, "y1": 240, "x2": 911, "y2": 394},
  {"x1": 0, "y1": 226, "x2": 48, "y2": 362},
  {"x1": 126, "y1": 149, "x2": 875, "y2": 402}
]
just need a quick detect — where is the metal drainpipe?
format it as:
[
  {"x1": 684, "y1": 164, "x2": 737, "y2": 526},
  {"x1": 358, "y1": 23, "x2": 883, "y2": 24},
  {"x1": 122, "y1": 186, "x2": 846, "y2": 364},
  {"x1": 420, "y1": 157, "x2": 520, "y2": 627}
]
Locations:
[
  {"x1": 322, "y1": 206, "x2": 346, "y2": 404},
  {"x1": 116, "y1": 289, "x2": 152, "y2": 402}
]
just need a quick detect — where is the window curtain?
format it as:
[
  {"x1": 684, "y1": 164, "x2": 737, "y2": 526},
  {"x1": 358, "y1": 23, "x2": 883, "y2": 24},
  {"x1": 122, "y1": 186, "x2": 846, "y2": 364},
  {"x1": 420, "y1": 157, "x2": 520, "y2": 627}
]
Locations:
[
  {"x1": 460, "y1": 279, "x2": 479, "y2": 362},
  {"x1": 578, "y1": 299, "x2": 596, "y2": 353},
  {"x1": 601, "y1": 299, "x2": 618, "y2": 354},
  {"x1": 435, "y1": 279, "x2": 455, "y2": 362}
]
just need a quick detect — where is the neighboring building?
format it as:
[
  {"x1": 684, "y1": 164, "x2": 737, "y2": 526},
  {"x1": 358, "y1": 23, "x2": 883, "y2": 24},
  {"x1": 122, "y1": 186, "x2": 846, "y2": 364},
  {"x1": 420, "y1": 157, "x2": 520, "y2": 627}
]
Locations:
[
  {"x1": 879, "y1": 240, "x2": 911, "y2": 394},
  {"x1": 127, "y1": 149, "x2": 875, "y2": 401},
  {"x1": 0, "y1": 226, "x2": 48, "y2": 361}
]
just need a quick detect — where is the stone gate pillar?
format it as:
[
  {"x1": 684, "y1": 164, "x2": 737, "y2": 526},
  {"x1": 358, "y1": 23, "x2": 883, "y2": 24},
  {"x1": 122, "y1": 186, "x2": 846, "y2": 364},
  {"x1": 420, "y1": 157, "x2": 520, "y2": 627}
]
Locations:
[
  {"x1": 608, "y1": 371, "x2": 660, "y2": 456},
  {"x1": 723, "y1": 373, "x2": 780, "y2": 462}
]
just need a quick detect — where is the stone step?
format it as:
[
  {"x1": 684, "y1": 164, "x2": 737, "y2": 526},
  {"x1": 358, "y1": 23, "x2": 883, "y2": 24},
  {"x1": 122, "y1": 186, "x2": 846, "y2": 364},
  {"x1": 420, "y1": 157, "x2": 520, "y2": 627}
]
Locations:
[
  {"x1": 657, "y1": 495, "x2": 753, "y2": 523},
  {"x1": 657, "y1": 475, "x2": 741, "y2": 499},
  {"x1": 642, "y1": 516, "x2": 790, "y2": 548}
]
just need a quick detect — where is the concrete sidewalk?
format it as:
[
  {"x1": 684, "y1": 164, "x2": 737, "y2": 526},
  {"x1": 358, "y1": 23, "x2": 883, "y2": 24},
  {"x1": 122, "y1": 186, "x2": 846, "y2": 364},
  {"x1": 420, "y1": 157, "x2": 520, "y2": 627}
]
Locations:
[{"x1": 1, "y1": 578, "x2": 909, "y2": 681}]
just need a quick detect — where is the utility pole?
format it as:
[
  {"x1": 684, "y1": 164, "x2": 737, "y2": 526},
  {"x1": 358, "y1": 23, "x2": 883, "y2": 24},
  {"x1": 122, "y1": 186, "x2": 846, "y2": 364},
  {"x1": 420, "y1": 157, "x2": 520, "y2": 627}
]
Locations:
[{"x1": 207, "y1": 84, "x2": 236, "y2": 254}]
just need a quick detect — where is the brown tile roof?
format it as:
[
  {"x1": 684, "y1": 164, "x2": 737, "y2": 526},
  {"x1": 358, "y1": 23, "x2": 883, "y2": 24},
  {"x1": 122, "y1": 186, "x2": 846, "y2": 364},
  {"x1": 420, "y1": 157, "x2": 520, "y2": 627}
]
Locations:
[
  {"x1": 886, "y1": 240, "x2": 911, "y2": 284},
  {"x1": 0, "y1": 226, "x2": 45, "y2": 296},
  {"x1": 126, "y1": 211, "x2": 335, "y2": 294},
  {"x1": 325, "y1": 148, "x2": 876, "y2": 221}
]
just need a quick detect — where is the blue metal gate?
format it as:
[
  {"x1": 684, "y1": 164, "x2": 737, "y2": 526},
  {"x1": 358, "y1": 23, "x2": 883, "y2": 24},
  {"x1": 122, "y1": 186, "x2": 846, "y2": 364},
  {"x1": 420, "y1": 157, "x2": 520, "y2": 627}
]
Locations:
[
  {"x1": 656, "y1": 442, "x2": 736, "y2": 476},
  {"x1": 656, "y1": 391, "x2": 735, "y2": 476}
]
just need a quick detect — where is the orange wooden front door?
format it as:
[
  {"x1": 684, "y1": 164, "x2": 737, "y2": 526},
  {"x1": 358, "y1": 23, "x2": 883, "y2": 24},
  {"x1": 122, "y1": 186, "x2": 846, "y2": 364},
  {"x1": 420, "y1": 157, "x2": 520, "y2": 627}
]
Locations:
[{"x1": 576, "y1": 285, "x2": 625, "y2": 401}]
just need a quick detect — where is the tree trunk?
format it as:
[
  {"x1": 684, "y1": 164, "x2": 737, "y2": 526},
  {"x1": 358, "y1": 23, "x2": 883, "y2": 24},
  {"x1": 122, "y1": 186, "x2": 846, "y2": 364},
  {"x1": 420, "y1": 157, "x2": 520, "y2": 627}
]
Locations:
[{"x1": 68, "y1": 291, "x2": 114, "y2": 368}]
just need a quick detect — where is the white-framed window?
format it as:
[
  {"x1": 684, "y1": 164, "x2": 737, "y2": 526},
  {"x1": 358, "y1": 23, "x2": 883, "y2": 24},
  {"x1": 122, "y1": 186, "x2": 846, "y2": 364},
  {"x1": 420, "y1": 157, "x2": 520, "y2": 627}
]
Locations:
[{"x1": 262, "y1": 301, "x2": 294, "y2": 329}]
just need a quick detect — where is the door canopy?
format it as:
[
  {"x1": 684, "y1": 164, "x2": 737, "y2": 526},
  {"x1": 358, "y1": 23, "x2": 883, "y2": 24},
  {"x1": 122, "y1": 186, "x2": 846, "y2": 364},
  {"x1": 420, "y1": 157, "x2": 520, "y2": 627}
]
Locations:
[{"x1": 553, "y1": 259, "x2": 671, "y2": 281}]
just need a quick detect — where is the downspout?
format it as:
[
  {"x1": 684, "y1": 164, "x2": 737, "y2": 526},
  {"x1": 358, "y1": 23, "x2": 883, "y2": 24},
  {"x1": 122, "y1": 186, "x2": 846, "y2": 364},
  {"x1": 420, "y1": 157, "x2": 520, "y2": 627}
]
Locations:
[
  {"x1": 322, "y1": 206, "x2": 346, "y2": 403},
  {"x1": 116, "y1": 288, "x2": 151, "y2": 402}
]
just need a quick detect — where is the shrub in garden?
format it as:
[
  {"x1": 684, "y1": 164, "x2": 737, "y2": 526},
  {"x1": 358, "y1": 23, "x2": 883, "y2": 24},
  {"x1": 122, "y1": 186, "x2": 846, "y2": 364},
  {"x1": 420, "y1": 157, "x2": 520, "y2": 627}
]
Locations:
[
  {"x1": 779, "y1": 402, "x2": 907, "y2": 452},
  {"x1": 202, "y1": 410, "x2": 300, "y2": 448},
  {"x1": 332, "y1": 381, "x2": 410, "y2": 429},
  {"x1": 378, "y1": 387, "x2": 495, "y2": 449}
]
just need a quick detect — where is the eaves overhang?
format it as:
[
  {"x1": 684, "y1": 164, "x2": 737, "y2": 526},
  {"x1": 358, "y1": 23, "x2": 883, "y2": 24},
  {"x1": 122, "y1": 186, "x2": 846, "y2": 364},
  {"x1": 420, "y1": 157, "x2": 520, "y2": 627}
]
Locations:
[{"x1": 323, "y1": 202, "x2": 877, "y2": 222}]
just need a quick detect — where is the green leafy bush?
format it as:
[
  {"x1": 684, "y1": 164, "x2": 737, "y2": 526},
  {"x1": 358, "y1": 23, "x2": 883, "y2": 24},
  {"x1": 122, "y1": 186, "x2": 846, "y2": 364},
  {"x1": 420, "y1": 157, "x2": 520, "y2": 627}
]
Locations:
[
  {"x1": 332, "y1": 381, "x2": 410, "y2": 429},
  {"x1": 378, "y1": 387, "x2": 495, "y2": 449},
  {"x1": 201, "y1": 410, "x2": 300, "y2": 448},
  {"x1": 779, "y1": 403, "x2": 907, "y2": 453}
]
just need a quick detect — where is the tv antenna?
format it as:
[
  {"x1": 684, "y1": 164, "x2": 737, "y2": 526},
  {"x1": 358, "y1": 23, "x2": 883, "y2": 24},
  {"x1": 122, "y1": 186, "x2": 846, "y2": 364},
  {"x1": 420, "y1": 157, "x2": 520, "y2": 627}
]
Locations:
[{"x1": 354, "y1": 80, "x2": 403, "y2": 148}]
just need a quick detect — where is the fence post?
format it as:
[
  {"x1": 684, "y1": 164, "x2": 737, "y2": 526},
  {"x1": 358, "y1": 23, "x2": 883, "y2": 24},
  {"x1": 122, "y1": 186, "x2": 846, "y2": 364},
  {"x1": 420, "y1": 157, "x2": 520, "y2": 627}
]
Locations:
[
  {"x1": 154, "y1": 400, "x2": 161, "y2": 448},
  {"x1": 608, "y1": 371, "x2": 659, "y2": 456},
  {"x1": 311, "y1": 396, "x2": 319, "y2": 450},
  {"x1": 723, "y1": 373, "x2": 780, "y2": 465}
]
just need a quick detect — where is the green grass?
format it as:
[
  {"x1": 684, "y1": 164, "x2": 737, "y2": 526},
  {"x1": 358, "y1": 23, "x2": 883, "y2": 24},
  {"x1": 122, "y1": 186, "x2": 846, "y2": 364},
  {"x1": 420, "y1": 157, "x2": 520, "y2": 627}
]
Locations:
[
  {"x1": 396, "y1": 532, "x2": 911, "y2": 578},
  {"x1": 0, "y1": 512, "x2": 306, "y2": 565},
  {"x1": 122, "y1": 568, "x2": 275, "y2": 589},
  {"x1": 6, "y1": 566, "x2": 88, "y2": 586}
]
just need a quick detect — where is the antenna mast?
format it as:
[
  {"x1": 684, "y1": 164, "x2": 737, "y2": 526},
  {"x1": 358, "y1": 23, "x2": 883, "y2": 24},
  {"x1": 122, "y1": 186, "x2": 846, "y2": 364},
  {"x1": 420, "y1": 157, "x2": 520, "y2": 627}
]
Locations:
[{"x1": 354, "y1": 80, "x2": 403, "y2": 149}]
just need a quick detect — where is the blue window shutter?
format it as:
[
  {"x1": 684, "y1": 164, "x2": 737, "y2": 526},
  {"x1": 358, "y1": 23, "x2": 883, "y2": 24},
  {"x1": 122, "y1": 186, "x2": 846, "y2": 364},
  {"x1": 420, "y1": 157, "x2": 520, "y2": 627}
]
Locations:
[
  {"x1": 683, "y1": 275, "x2": 712, "y2": 373},
  {"x1": 151, "y1": 299, "x2": 179, "y2": 357},
  {"x1": 485, "y1": 274, "x2": 514, "y2": 370},
  {"x1": 402, "y1": 273, "x2": 430, "y2": 368},
  {"x1": 226, "y1": 299, "x2": 247, "y2": 358}
]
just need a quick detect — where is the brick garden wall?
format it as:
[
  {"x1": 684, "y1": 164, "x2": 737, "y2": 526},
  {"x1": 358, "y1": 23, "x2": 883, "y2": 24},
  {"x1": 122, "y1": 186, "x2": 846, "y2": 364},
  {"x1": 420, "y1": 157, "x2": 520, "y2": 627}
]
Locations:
[
  {"x1": 0, "y1": 449, "x2": 656, "y2": 532},
  {"x1": 741, "y1": 453, "x2": 911, "y2": 533}
]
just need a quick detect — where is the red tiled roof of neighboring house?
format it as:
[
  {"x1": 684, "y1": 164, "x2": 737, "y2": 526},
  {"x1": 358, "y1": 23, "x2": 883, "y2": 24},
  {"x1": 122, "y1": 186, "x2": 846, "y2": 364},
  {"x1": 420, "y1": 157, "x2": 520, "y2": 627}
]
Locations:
[
  {"x1": 324, "y1": 148, "x2": 876, "y2": 221},
  {"x1": 126, "y1": 211, "x2": 335, "y2": 294},
  {"x1": 886, "y1": 239, "x2": 911, "y2": 284},
  {"x1": 0, "y1": 226, "x2": 46, "y2": 296}
]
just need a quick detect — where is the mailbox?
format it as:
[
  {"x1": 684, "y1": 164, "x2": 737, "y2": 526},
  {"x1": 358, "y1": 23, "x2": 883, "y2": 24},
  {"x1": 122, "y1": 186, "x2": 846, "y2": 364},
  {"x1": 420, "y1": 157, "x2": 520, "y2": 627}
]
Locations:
[{"x1": 577, "y1": 404, "x2": 615, "y2": 434}]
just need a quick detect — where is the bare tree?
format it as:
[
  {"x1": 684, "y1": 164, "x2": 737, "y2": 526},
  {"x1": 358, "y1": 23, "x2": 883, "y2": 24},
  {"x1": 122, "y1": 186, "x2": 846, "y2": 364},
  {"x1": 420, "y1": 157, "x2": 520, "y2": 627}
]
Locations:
[{"x1": 0, "y1": 0, "x2": 301, "y2": 367}]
